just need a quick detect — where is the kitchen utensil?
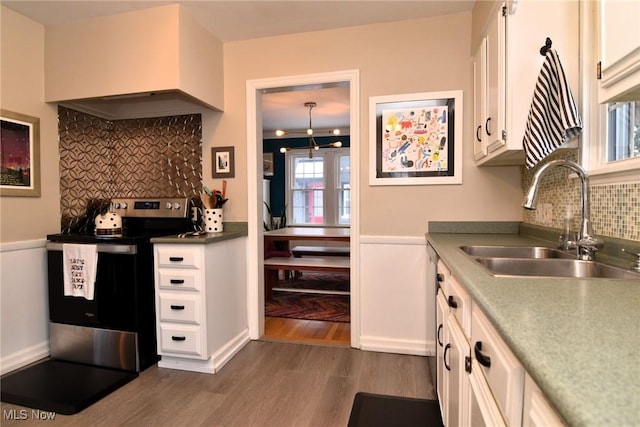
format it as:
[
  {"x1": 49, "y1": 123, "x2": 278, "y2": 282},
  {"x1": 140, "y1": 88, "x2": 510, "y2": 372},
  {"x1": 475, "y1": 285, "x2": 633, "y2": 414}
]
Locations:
[
  {"x1": 222, "y1": 180, "x2": 227, "y2": 199},
  {"x1": 201, "y1": 193, "x2": 211, "y2": 209},
  {"x1": 203, "y1": 186, "x2": 213, "y2": 196}
]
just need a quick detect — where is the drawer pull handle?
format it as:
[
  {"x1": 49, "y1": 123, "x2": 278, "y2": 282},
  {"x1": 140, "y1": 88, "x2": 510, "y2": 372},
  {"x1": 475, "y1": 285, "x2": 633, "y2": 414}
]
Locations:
[
  {"x1": 447, "y1": 295, "x2": 458, "y2": 309},
  {"x1": 474, "y1": 341, "x2": 492, "y2": 368},
  {"x1": 170, "y1": 305, "x2": 185, "y2": 310},
  {"x1": 170, "y1": 279, "x2": 185, "y2": 284},
  {"x1": 169, "y1": 256, "x2": 184, "y2": 262},
  {"x1": 171, "y1": 336, "x2": 186, "y2": 341},
  {"x1": 437, "y1": 324, "x2": 443, "y2": 346},
  {"x1": 436, "y1": 273, "x2": 444, "y2": 282},
  {"x1": 443, "y1": 343, "x2": 451, "y2": 371}
]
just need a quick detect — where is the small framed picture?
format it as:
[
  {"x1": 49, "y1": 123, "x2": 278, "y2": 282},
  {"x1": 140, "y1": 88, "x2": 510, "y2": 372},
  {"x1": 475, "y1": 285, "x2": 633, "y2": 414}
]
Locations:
[
  {"x1": 263, "y1": 152, "x2": 274, "y2": 177},
  {"x1": 1, "y1": 110, "x2": 40, "y2": 197},
  {"x1": 212, "y1": 146, "x2": 235, "y2": 178}
]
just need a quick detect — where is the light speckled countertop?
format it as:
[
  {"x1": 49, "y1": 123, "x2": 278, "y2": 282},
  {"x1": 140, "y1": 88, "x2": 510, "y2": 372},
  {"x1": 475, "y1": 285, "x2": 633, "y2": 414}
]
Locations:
[
  {"x1": 150, "y1": 222, "x2": 247, "y2": 244},
  {"x1": 426, "y1": 225, "x2": 640, "y2": 427}
]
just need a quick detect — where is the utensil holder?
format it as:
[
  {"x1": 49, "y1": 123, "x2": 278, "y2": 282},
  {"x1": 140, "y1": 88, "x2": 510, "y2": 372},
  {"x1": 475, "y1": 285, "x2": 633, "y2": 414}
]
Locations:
[{"x1": 203, "y1": 209, "x2": 223, "y2": 233}]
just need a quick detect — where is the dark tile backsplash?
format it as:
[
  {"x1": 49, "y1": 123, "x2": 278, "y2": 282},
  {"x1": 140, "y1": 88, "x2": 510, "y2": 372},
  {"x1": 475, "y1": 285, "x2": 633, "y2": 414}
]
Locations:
[{"x1": 58, "y1": 106, "x2": 202, "y2": 231}]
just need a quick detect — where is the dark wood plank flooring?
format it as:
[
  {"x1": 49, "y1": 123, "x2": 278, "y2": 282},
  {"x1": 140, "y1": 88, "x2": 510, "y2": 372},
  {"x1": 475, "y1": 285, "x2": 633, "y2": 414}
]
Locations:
[{"x1": 1, "y1": 341, "x2": 436, "y2": 426}]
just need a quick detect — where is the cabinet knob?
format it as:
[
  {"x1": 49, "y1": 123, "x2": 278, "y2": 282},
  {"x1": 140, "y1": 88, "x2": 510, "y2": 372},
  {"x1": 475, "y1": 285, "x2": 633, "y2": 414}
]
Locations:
[
  {"x1": 474, "y1": 341, "x2": 492, "y2": 368},
  {"x1": 447, "y1": 295, "x2": 458, "y2": 309}
]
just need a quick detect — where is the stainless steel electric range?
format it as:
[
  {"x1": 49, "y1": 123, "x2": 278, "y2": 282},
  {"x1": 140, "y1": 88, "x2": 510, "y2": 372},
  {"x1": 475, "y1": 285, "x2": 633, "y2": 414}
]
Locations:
[{"x1": 1, "y1": 197, "x2": 196, "y2": 415}]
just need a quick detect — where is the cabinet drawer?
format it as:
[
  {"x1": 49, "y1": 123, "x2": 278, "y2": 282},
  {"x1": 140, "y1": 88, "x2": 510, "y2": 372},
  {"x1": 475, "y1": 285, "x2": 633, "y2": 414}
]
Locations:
[
  {"x1": 471, "y1": 304, "x2": 524, "y2": 427},
  {"x1": 156, "y1": 246, "x2": 201, "y2": 269},
  {"x1": 158, "y1": 270, "x2": 200, "y2": 291},
  {"x1": 436, "y1": 259, "x2": 451, "y2": 296},
  {"x1": 449, "y1": 275, "x2": 471, "y2": 337},
  {"x1": 159, "y1": 324, "x2": 203, "y2": 357},
  {"x1": 158, "y1": 294, "x2": 201, "y2": 324}
]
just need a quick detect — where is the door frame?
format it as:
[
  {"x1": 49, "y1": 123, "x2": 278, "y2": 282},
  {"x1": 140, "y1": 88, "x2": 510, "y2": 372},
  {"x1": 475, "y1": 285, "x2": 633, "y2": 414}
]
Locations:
[{"x1": 245, "y1": 70, "x2": 361, "y2": 346}]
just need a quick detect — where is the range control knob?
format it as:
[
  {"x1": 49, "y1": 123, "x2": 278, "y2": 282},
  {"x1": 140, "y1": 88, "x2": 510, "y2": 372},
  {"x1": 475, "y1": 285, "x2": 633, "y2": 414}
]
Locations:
[
  {"x1": 165, "y1": 202, "x2": 173, "y2": 210},
  {"x1": 112, "y1": 202, "x2": 121, "y2": 209},
  {"x1": 120, "y1": 202, "x2": 128, "y2": 210},
  {"x1": 173, "y1": 202, "x2": 182, "y2": 210}
]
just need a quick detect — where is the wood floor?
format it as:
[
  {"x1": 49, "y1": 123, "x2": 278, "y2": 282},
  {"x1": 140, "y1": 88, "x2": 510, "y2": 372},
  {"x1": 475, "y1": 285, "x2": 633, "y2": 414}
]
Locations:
[
  {"x1": 1, "y1": 341, "x2": 437, "y2": 426},
  {"x1": 263, "y1": 317, "x2": 350, "y2": 346}
]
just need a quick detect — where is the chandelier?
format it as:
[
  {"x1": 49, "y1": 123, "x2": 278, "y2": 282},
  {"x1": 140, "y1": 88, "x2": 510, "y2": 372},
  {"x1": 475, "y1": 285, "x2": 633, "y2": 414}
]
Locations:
[{"x1": 278, "y1": 102, "x2": 342, "y2": 158}]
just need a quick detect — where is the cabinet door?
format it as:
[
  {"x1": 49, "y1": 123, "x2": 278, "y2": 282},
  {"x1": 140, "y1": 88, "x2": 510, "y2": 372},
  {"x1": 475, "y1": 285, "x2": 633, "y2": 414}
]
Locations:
[
  {"x1": 436, "y1": 290, "x2": 449, "y2": 425},
  {"x1": 523, "y1": 374, "x2": 566, "y2": 427},
  {"x1": 473, "y1": 37, "x2": 487, "y2": 160},
  {"x1": 447, "y1": 314, "x2": 471, "y2": 427},
  {"x1": 598, "y1": 0, "x2": 640, "y2": 102},
  {"x1": 473, "y1": 37, "x2": 488, "y2": 160},
  {"x1": 485, "y1": 4, "x2": 506, "y2": 152},
  {"x1": 469, "y1": 361, "x2": 507, "y2": 427}
]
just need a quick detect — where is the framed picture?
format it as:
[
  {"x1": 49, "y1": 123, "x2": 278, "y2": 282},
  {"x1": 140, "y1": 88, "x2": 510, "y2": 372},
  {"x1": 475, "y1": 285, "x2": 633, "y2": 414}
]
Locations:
[
  {"x1": 369, "y1": 90, "x2": 463, "y2": 186},
  {"x1": 263, "y1": 152, "x2": 274, "y2": 177},
  {"x1": 212, "y1": 146, "x2": 235, "y2": 178},
  {"x1": 1, "y1": 109, "x2": 41, "y2": 197}
]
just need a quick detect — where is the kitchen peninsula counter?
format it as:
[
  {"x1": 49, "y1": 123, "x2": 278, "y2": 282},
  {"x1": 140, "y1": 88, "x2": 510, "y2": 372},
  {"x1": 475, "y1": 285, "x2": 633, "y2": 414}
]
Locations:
[
  {"x1": 151, "y1": 222, "x2": 247, "y2": 244},
  {"x1": 426, "y1": 222, "x2": 640, "y2": 427}
]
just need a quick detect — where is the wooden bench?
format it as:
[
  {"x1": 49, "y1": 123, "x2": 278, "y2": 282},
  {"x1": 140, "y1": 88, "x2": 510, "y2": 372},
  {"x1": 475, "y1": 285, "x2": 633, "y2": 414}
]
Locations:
[
  {"x1": 291, "y1": 245, "x2": 350, "y2": 258},
  {"x1": 264, "y1": 256, "x2": 350, "y2": 300}
]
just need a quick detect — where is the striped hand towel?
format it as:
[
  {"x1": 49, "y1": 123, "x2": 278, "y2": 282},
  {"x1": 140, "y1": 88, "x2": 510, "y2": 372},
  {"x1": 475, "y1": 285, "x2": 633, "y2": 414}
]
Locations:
[{"x1": 523, "y1": 49, "x2": 581, "y2": 168}]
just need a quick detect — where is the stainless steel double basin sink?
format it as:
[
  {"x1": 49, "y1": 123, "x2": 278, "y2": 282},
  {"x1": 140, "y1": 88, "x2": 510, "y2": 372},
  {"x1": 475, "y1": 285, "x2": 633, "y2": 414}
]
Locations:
[{"x1": 460, "y1": 245, "x2": 640, "y2": 280}]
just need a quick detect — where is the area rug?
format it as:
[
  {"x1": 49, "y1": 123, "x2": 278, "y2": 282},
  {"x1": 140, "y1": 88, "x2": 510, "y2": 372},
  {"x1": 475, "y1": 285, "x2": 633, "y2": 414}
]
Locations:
[
  {"x1": 265, "y1": 271, "x2": 350, "y2": 322},
  {"x1": 277, "y1": 271, "x2": 350, "y2": 292},
  {"x1": 348, "y1": 392, "x2": 443, "y2": 427}
]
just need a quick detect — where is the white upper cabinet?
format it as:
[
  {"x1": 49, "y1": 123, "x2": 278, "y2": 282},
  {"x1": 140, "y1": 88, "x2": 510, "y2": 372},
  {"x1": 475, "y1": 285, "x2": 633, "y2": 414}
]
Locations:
[
  {"x1": 597, "y1": 0, "x2": 640, "y2": 103},
  {"x1": 472, "y1": 1, "x2": 580, "y2": 166}
]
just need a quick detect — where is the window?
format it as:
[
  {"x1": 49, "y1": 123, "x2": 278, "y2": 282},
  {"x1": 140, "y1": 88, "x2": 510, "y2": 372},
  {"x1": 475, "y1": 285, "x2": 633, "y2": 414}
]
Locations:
[
  {"x1": 286, "y1": 148, "x2": 350, "y2": 226},
  {"x1": 606, "y1": 101, "x2": 640, "y2": 162}
]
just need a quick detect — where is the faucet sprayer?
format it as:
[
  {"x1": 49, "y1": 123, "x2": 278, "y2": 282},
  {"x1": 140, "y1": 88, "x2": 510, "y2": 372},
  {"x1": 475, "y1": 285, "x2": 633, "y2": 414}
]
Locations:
[{"x1": 522, "y1": 159, "x2": 603, "y2": 260}]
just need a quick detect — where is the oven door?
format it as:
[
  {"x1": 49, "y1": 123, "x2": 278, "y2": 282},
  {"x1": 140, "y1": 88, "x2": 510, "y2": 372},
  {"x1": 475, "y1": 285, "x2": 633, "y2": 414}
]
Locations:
[{"x1": 47, "y1": 242, "x2": 139, "y2": 331}]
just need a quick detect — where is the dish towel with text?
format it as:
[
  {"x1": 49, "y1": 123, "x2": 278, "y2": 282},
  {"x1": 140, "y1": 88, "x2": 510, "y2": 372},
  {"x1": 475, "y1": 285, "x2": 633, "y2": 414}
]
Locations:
[
  {"x1": 523, "y1": 49, "x2": 582, "y2": 168},
  {"x1": 63, "y1": 243, "x2": 97, "y2": 300}
]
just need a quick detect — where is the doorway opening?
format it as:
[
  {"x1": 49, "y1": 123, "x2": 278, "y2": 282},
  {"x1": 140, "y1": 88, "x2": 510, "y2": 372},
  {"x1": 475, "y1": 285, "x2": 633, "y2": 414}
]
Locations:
[{"x1": 245, "y1": 70, "x2": 360, "y2": 348}]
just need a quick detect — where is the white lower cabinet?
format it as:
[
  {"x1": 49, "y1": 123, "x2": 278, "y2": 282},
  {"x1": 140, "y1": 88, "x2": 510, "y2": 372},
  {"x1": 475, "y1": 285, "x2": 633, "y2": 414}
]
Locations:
[
  {"x1": 436, "y1": 264, "x2": 472, "y2": 427},
  {"x1": 523, "y1": 374, "x2": 565, "y2": 427},
  {"x1": 434, "y1": 257, "x2": 564, "y2": 426},
  {"x1": 153, "y1": 238, "x2": 248, "y2": 374}
]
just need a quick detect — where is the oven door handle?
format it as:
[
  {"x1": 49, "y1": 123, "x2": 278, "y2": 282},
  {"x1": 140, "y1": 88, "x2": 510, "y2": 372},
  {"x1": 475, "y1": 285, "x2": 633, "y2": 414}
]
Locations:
[{"x1": 46, "y1": 242, "x2": 137, "y2": 255}]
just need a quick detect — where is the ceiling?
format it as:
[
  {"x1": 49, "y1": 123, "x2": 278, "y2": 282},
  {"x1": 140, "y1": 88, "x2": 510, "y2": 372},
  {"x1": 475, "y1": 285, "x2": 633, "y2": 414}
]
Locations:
[{"x1": 2, "y1": 0, "x2": 475, "y2": 137}]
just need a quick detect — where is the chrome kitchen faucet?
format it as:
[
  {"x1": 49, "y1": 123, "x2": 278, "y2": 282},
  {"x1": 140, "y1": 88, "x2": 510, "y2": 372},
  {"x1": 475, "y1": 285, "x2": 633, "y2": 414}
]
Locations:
[{"x1": 522, "y1": 159, "x2": 604, "y2": 261}]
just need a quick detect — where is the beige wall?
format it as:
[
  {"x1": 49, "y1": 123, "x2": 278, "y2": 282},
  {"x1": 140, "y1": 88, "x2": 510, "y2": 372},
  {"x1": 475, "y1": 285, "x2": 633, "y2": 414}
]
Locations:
[
  {"x1": 1, "y1": 7, "x2": 60, "y2": 242},
  {"x1": 219, "y1": 13, "x2": 523, "y2": 235}
]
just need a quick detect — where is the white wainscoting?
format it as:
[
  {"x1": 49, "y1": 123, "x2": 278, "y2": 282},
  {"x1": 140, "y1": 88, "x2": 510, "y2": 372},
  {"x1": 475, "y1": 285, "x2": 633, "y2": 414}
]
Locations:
[
  {"x1": 359, "y1": 235, "x2": 436, "y2": 356},
  {"x1": 0, "y1": 239, "x2": 50, "y2": 374}
]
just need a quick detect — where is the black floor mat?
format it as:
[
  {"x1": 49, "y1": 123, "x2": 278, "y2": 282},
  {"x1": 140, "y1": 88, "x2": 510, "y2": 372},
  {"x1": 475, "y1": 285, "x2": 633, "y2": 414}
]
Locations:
[
  {"x1": 0, "y1": 359, "x2": 137, "y2": 415},
  {"x1": 348, "y1": 392, "x2": 443, "y2": 427}
]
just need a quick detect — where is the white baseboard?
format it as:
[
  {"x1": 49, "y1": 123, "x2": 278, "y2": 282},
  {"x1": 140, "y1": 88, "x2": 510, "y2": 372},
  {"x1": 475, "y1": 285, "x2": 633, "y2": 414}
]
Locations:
[
  {"x1": 211, "y1": 329, "x2": 251, "y2": 372},
  {"x1": 359, "y1": 335, "x2": 436, "y2": 357},
  {"x1": 158, "y1": 329, "x2": 250, "y2": 375},
  {"x1": 0, "y1": 340, "x2": 50, "y2": 375}
]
